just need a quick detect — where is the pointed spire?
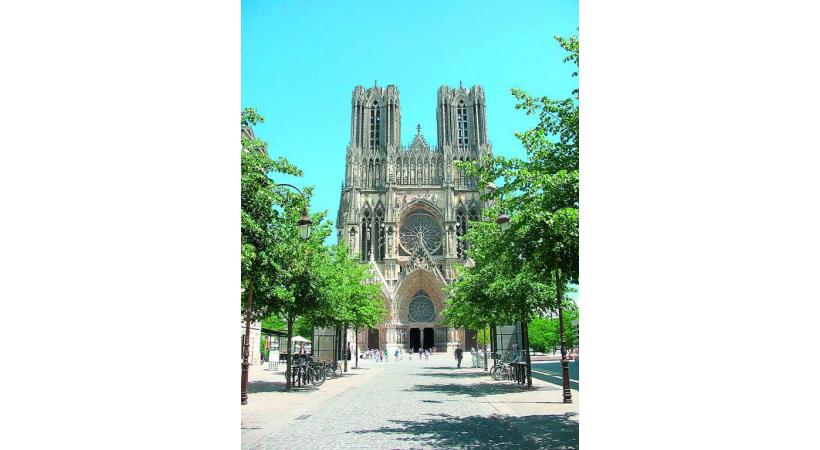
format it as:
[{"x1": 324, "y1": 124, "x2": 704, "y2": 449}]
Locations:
[{"x1": 416, "y1": 123, "x2": 422, "y2": 135}]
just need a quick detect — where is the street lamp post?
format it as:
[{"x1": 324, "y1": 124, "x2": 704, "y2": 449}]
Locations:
[
  {"x1": 241, "y1": 183, "x2": 312, "y2": 405},
  {"x1": 556, "y1": 269, "x2": 572, "y2": 403}
]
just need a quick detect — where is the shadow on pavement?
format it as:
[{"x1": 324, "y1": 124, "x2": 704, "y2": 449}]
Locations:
[
  {"x1": 354, "y1": 413, "x2": 578, "y2": 449},
  {"x1": 247, "y1": 380, "x2": 320, "y2": 393},
  {"x1": 416, "y1": 372, "x2": 488, "y2": 379},
  {"x1": 404, "y1": 382, "x2": 528, "y2": 397},
  {"x1": 247, "y1": 381, "x2": 285, "y2": 393}
]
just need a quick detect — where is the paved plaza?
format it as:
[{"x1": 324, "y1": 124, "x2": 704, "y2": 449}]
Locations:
[{"x1": 242, "y1": 354, "x2": 579, "y2": 449}]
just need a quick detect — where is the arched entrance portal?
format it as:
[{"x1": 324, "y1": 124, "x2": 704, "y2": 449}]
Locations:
[
  {"x1": 367, "y1": 327, "x2": 379, "y2": 350},
  {"x1": 408, "y1": 327, "x2": 434, "y2": 352},
  {"x1": 409, "y1": 328, "x2": 419, "y2": 351},
  {"x1": 423, "y1": 327, "x2": 434, "y2": 350}
]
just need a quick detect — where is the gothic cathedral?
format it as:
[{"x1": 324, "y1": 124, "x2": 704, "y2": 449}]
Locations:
[{"x1": 336, "y1": 83, "x2": 492, "y2": 354}]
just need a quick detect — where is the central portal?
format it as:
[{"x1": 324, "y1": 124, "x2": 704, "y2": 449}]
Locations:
[
  {"x1": 409, "y1": 327, "x2": 435, "y2": 351},
  {"x1": 423, "y1": 327, "x2": 434, "y2": 350},
  {"x1": 409, "y1": 328, "x2": 420, "y2": 351}
]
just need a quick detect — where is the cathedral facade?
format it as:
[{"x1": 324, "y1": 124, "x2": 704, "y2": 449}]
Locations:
[{"x1": 336, "y1": 83, "x2": 492, "y2": 353}]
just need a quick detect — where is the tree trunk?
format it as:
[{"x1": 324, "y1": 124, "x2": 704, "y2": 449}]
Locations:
[
  {"x1": 342, "y1": 323, "x2": 348, "y2": 372},
  {"x1": 286, "y1": 317, "x2": 293, "y2": 390},
  {"x1": 557, "y1": 270, "x2": 572, "y2": 403},
  {"x1": 522, "y1": 317, "x2": 532, "y2": 389},
  {"x1": 483, "y1": 325, "x2": 488, "y2": 372},
  {"x1": 336, "y1": 325, "x2": 341, "y2": 365},
  {"x1": 354, "y1": 326, "x2": 359, "y2": 369},
  {"x1": 489, "y1": 323, "x2": 497, "y2": 365}
]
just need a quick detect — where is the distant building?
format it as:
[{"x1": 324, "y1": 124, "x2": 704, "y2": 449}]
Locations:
[{"x1": 241, "y1": 321, "x2": 261, "y2": 366}]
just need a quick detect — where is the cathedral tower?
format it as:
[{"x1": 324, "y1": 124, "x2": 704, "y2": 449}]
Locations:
[{"x1": 436, "y1": 84, "x2": 489, "y2": 157}]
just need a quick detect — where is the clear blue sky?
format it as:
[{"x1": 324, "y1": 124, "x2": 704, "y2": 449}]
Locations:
[
  {"x1": 242, "y1": 0, "x2": 578, "y2": 236},
  {"x1": 242, "y1": 0, "x2": 578, "y2": 300},
  {"x1": 242, "y1": 0, "x2": 578, "y2": 233}
]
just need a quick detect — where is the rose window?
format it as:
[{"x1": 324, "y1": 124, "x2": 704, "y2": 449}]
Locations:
[
  {"x1": 399, "y1": 211, "x2": 443, "y2": 254},
  {"x1": 408, "y1": 295, "x2": 435, "y2": 322}
]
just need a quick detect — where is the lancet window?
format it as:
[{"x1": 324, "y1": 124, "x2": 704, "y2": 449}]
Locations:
[
  {"x1": 375, "y1": 205, "x2": 385, "y2": 260},
  {"x1": 360, "y1": 207, "x2": 372, "y2": 261},
  {"x1": 455, "y1": 206, "x2": 468, "y2": 259},
  {"x1": 369, "y1": 102, "x2": 380, "y2": 150},
  {"x1": 457, "y1": 100, "x2": 469, "y2": 150}
]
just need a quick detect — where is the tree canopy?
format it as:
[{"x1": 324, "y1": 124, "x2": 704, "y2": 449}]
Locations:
[
  {"x1": 241, "y1": 106, "x2": 384, "y2": 352},
  {"x1": 462, "y1": 34, "x2": 579, "y2": 284},
  {"x1": 445, "y1": 34, "x2": 579, "y2": 330},
  {"x1": 308, "y1": 243, "x2": 385, "y2": 330}
]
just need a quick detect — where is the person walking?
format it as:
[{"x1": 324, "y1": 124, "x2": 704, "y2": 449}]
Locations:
[{"x1": 454, "y1": 345, "x2": 463, "y2": 368}]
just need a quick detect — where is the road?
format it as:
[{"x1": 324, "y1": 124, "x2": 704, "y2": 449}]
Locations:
[
  {"x1": 243, "y1": 354, "x2": 578, "y2": 449},
  {"x1": 530, "y1": 360, "x2": 580, "y2": 391}
]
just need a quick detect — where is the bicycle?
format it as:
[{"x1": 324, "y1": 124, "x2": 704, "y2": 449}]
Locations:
[
  {"x1": 315, "y1": 359, "x2": 342, "y2": 380},
  {"x1": 286, "y1": 357, "x2": 326, "y2": 387},
  {"x1": 489, "y1": 352, "x2": 516, "y2": 381},
  {"x1": 328, "y1": 361, "x2": 342, "y2": 379}
]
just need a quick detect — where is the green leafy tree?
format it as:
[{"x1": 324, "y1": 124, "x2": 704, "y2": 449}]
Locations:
[
  {"x1": 241, "y1": 107, "x2": 304, "y2": 323},
  {"x1": 261, "y1": 315, "x2": 286, "y2": 331},
  {"x1": 241, "y1": 107, "x2": 337, "y2": 389},
  {"x1": 446, "y1": 35, "x2": 579, "y2": 386},
  {"x1": 562, "y1": 301, "x2": 579, "y2": 349},
  {"x1": 465, "y1": 35, "x2": 579, "y2": 286},
  {"x1": 266, "y1": 208, "x2": 332, "y2": 389},
  {"x1": 308, "y1": 243, "x2": 385, "y2": 370},
  {"x1": 293, "y1": 317, "x2": 313, "y2": 340},
  {"x1": 527, "y1": 302, "x2": 579, "y2": 353},
  {"x1": 445, "y1": 218, "x2": 556, "y2": 359},
  {"x1": 475, "y1": 325, "x2": 492, "y2": 347},
  {"x1": 527, "y1": 318, "x2": 557, "y2": 354}
]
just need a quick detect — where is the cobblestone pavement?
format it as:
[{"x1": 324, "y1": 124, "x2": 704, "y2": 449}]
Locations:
[{"x1": 243, "y1": 354, "x2": 578, "y2": 450}]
